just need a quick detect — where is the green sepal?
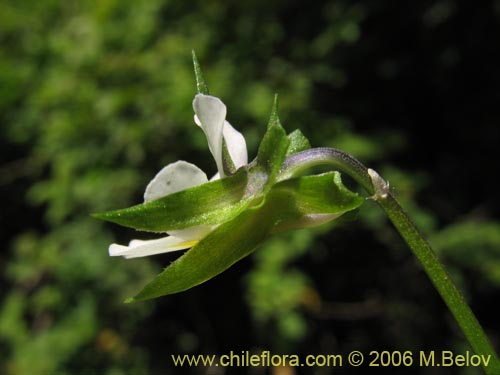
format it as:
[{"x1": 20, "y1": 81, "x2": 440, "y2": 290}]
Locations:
[
  {"x1": 93, "y1": 169, "x2": 250, "y2": 232},
  {"x1": 126, "y1": 171, "x2": 363, "y2": 300},
  {"x1": 267, "y1": 171, "x2": 364, "y2": 231},
  {"x1": 192, "y1": 50, "x2": 209, "y2": 95},
  {"x1": 128, "y1": 202, "x2": 276, "y2": 300},
  {"x1": 286, "y1": 129, "x2": 311, "y2": 156},
  {"x1": 256, "y1": 95, "x2": 290, "y2": 185}
]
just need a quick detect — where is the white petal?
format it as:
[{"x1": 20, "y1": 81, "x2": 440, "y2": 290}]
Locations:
[
  {"x1": 167, "y1": 225, "x2": 214, "y2": 241},
  {"x1": 223, "y1": 121, "x2": 248, "y2": 169},
  {"x1": 144, "y1": 160, "x2": 208, "y2": 202},
  {"x1": 193, "y1": 94, "x2": 226, "y2": 176},
  {"x1": 194, "y1": 114, "x2": 202, "y2": 127},
  {"x1": 109, "y1": 236, "x2": 198, "y2": 259}
]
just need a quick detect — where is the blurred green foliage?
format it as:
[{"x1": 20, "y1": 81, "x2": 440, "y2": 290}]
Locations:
[{"x1": 1, "y1": 0, "x2": 499, "y2": 374}]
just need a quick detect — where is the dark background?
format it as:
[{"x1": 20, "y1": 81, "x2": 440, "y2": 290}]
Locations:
[{"x1": 1, "y1": 0, "x2": 499, "y2": 374}]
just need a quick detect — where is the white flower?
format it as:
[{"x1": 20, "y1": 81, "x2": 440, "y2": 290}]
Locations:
[{"x1": 109, "y1": 94, "x2": 248, "y2": 259}]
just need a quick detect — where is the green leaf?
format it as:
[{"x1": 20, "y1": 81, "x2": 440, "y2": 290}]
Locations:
[
  {"x1": 192, "y1": 50, "x2": 209, "y2": 95},
  {"x1": 286, "y1": 129, "x2": 311, "y2": 156},
  {"x1": 256, "y1": 95, "x2": 290, "y2": 185},
  {"x1": 93, "y1": 169, "x2": 250, "y2": 232},
  {"x1": 129, "y1": 203, "x2": 276, "y2": 300},
  {"x1": 268, "y1": 171, "x2": 364, "y2": 231},
  {"x1": 272, "y1": 171, "x2": 363, "y2": 213}
]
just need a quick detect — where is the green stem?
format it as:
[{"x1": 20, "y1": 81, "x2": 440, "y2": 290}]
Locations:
[{"x1": 281, "y1": 147, "x2": 500, "y2": 374}]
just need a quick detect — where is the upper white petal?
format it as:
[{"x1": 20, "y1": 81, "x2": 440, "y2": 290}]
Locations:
[
  {"x1": 193, "y1": 94, "x2": 226, "y2": 176},
  {"x1": 222, "y1": 121, "x2": 248, "y2": 169},
  {"x1": 144, "y1": 160, "x2": 208, "y2": 202},
  {"x1": 109, "y1": 235, "x2": 198, "y2": 259}
]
